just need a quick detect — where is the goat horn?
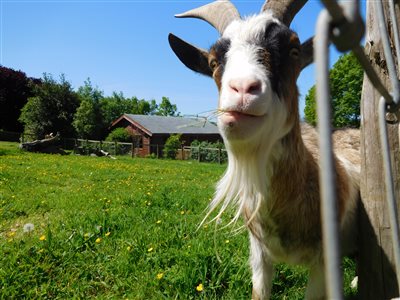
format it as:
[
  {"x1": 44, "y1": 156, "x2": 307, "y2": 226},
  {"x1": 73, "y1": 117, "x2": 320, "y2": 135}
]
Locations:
[
  {"x1": 175, "y1": 0, "x2": 240, "y2": 35},
  {"x1": 262, "y1": 0, "x2": 308, "y2": 26}
]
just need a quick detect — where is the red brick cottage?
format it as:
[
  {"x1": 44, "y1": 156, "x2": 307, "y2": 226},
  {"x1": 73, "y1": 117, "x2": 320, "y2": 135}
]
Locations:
[{"x1": 110, "y1": 114, "x2": 222, "y2": 157}]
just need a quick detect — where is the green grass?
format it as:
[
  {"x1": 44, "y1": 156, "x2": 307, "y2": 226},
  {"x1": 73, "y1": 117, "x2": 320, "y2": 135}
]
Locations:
[{"x1": 0, "y1": 142, "x2": 356, "y2": 299}]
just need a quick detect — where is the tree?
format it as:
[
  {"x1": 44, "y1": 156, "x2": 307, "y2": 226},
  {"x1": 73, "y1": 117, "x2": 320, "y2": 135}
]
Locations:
[
  {"x1": 304, "y1": 52, "x2": 363, "y2": 127},
  {"x1": 101, "y1": 92, "x2": 133, "y2": 127},
  {"x1": 105, "y1": 127, "x2": 131, "y2": 142},
  {"x1": 0, "y1": 66, "x2": 40, "y2": 132},
  {"x1": 73, "y1": 79, "x2": 105, "y2": 139},
  {"x1": 163, "y1": 134, "x2": 182, "y2": 159},
  {"x1": 19, "y1": 74, "x2": 79, "y2": 139},
  {"x1": 155, "y1": 97, "x2": 179, "y2": 116}
]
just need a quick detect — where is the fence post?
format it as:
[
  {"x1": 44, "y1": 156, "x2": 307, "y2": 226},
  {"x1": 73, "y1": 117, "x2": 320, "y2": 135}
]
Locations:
[
  {"x1": 198, "y1": 146, "x2": 201, "y2": 163},
  {"x1": 359, "y1": 1, "x2": 400, "y2": 298},
  {"x1": 181, "y1": 145, "x2": 184, "y2": 160}
]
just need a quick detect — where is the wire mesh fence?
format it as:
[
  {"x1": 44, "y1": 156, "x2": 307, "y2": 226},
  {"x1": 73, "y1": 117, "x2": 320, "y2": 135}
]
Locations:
[{"x1": 317, "y1": 0, "x2": 400, "y2": 298}]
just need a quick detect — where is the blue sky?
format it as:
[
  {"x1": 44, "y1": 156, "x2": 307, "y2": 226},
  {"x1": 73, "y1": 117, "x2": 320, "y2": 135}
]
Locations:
[{"x1": 1, "y1": 0, "x2": 365, "y2": 117}]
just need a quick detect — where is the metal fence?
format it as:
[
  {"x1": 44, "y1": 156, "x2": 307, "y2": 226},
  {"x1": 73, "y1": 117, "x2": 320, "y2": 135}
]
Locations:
[
  {"x1": 316, "y1": 1, "x2": 400, "y2": 298},
  {"x1": 73, "y1": 139, "x2": 133, "y2": 156},
  {"x1": 1, "y1": 132, "x2": 227, "y2": 163}
]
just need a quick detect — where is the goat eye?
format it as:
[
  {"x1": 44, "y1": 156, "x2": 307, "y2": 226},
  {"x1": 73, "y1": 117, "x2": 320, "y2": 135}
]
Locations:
[
  {"x1": 209, "y1": 59, "x2": 219, "y2": 71},
  {"x1": 289, "y1": 47, "x2": 300, "y2": 59}
]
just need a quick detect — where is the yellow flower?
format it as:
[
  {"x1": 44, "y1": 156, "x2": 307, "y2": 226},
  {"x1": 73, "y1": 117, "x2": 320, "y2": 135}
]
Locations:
[
  {"x1": 127, "y1": 246, "x2": 132, "y2": 251},
  {"x1": 84, "y1": 233, "x2": 90, "y2": 239},
  {"x1": 95, "y1": 237, "x2": 102, "y2": 243},
  {"x1": 105, "y1": 232, "x2": 111, "y2": 237},
  {"x1": 39, "y1": 235, "x2": 46, "y2": 241},
  {"x1": 7, "y1": 231, "x2": 16, "y2": 238},
  {"x1": 156, "y1": 273, "x2": 164, "y2": 280},
  {"x1": 180, "y1": 210, "x2": 185, "y2": 215},
  {"x1": 196, "y1": 283, "x2": 204, "y2": 292},
  {"x1": 147, "y1": 247, "x2": 153, "y2": 252},
  {"x1": 156, "y1": 220, "x2": 161, "y2": 224},
  {"x1": 225, "y1": 239, "x2": 230, "y2": 244}
]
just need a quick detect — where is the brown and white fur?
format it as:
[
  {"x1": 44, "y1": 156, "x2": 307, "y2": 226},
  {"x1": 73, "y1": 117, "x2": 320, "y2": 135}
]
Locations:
[{"x1": 169, "y1": 1, "x2": 360, "y2": 299}]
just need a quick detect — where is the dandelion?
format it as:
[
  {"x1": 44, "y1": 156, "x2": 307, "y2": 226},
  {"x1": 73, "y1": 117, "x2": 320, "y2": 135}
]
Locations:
[
  {"x1": 147, "y1": 247, "x2": 153, "y2": 252},
  {"x1": 39, "y1": 235, "x2": 46, "y2": 241},
  {"x1": 84, "y1": 233, "x2": 90, "y2": 239},
  {"x1": 180, "y1": 210, "x2": 185, "y2": 215},
  {"x1": 127, "y1": 246, "x2": 132, "y2": 251},
  {"x1": 156, "y1": 273, "x2": 164, "y2": 280},
  {"x1": 156, "y1": 220, "x2": 161, "y2": 224},
  {"x1": 196, "y1": 283, "x2": 204, "y2": 292},
  {"x1": 23, "y1": 223, "x2": 35, "y2": 233},
  {"x1": 6, "y1": 231, "x2": 16, "y2": 238},
  {"x1": 95, "y1": 237, "x2": 102, "y2": 243},
  {"x1": 225, "y1": 239, "x2": 230, "y2": 244},
  {"x1": 105, "y1": 232, "x2": 111, "y2": 237}
]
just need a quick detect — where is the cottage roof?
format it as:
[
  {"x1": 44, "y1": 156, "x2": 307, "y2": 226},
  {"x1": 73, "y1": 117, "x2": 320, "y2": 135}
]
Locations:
[{"x1": 122, "y1": 114, "x2": 220, "y2": 135}]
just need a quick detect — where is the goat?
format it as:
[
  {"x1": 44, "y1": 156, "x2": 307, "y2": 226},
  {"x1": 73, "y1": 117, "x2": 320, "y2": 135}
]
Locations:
[{"x1": 169, "y1": 1, "x2": 360, "y2": 299}]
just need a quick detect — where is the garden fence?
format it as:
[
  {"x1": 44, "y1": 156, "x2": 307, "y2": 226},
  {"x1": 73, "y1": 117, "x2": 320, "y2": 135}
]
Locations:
[{"x1": 1, "y1": 132, "x2": 227, "y2": 163}]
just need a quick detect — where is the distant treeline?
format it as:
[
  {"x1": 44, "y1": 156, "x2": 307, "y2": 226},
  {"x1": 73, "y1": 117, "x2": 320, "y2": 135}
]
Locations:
[{"x1": 0, "y1": 65, "x2": 179, "y2": 140}]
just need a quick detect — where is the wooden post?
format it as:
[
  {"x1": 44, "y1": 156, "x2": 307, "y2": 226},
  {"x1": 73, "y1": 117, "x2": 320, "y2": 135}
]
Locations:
[
  {"x1": 359, "y1": 2, "x2": 400, "y2": 299},
  {"x1": 198, "y1": 146, "x2": 201, "y2": 163},
  {"x1": 181, "y1": 145, "x2": 184, "y2": 160}
]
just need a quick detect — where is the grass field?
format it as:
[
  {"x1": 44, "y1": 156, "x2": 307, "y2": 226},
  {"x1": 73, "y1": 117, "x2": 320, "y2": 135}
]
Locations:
[{"x1": 0, "y1": 142, "x2": 356, "y2": 299}]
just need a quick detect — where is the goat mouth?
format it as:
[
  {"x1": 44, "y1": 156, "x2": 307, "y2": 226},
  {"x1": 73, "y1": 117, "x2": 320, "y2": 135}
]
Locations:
[
  {"x1": 219, "y1": 110, "x2": 265, "y2": 127},
  {"x1": 220, "y1": 110, "x2": 264, "y2": 119}
]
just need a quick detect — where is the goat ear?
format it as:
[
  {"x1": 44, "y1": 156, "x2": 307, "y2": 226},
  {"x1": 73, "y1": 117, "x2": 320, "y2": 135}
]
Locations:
[
  {"x1": 168, "y1": 33, "x2": 212, "y2": 77},
  {"x1": 300, "y1": 37, "x2": 313, "y2": 70}
]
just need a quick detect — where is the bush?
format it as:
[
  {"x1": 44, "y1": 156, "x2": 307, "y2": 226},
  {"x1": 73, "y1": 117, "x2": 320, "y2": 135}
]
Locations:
[
  {"x1": 105, "y1": 128, "x2": 131, "y2": 142},
  {"x1": 163, "y1": 134, "x2": 182, "y2": 159},
  {"x1": 190, "y1": 140, "x2": 227, "y2": 163}
]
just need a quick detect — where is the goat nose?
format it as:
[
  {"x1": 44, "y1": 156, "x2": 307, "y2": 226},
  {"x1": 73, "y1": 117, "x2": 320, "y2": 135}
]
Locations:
[{"x1": 228, "y1": 78, "x2": 262, "y2": 96}]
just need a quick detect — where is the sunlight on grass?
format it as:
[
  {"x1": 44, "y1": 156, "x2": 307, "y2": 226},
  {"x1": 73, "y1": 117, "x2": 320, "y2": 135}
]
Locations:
[{"x1": 0, "y1": 142, "x2": 356, "y2": 299}]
